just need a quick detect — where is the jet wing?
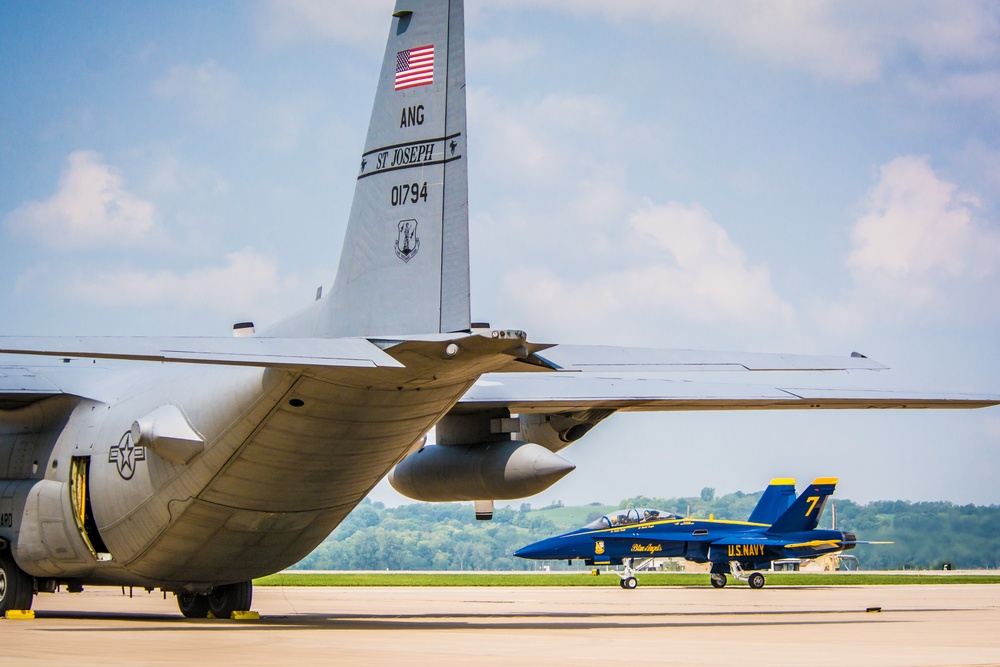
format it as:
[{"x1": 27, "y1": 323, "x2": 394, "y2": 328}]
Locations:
[
  {"x1": 0, "y1": 336, "x2": 404, "y2": 370},
  {"x1": 458, "y1": 373, "x2": 1000, "y2": 412}
]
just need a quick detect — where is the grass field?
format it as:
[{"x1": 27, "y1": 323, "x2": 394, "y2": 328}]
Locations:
[{"x1": 255, "y1": 571, "x2": 1000, "y2": 587}]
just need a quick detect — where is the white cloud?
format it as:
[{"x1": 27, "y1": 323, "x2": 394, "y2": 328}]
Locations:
[
  {"x1": 470, "y1": 89, "x2": 625, "y2": 190},
  {"x1": 498, "y1": 200, "x2": 795, "y2": 343},
  {"x1": 813, "y1": 156, "x2": 1000, "y2": 338},
  {"x1": 848, "y1": 156, "x2": 1000, "y2": 305},
  {"x1": 64, "y1": 248, "x2": 284, "y2": 317},
  {"x1": 151, "y1": 61, "x2": 239, "y2": 127},
  {"x1": 513, "y1": 1, "x2": 1000, "y2": 87},
  {"x1": 4, "y1": 151, "x2": 157, "y2": 250},
  {"x1": 255, "y1": 0, "x2": 394, "y2": 47},
  {"x1": 468, "y1": 37, "x2": 542, "y2": 76}
]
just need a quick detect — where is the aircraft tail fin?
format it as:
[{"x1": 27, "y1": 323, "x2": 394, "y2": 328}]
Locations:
[
  {"x1": 316, "y1": 0, "x2": 470, "y2": 337},
  {"x1": 747, "y1": 478, "x2": 797, "y2": 525},
  {"x1": 767, "y1": 478, "x2": 838, "y2": 533}
]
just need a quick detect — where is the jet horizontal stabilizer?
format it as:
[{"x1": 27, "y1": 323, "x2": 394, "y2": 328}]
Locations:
[
  {"x1": 0, "y1": 336, "x2": 404, "y2": 369},
  {"x1": 534, "y1": 345, "x2": 889, "y2": 372}
]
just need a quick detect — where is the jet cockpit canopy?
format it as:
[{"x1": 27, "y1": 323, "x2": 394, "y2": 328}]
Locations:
[{"x1": 584, "y1": 507, "x2": 679, "y2": 530}]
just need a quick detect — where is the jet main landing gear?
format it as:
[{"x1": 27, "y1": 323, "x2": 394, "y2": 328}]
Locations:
[
  {"x1": 709, "y1": 562, "x2": 766, "y2": 589},
  {"x1": 729, "y1": 561, "x2": 766, "y2": 589}
]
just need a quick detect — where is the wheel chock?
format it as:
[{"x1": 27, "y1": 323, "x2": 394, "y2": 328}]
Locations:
[
  {"x1": 231, "y1": 610, "x2": 260, "y2": 620},
  {"x1": 4, "y1": 610, "x2": 36, "y2": 620},
  {"x1": 866, "y1": 607, "x2": 882, "y2": 613}
]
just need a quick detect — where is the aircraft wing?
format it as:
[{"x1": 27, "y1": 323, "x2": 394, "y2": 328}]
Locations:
[
  {"x1": 530, "y1": 344, "x2": 887, "y2": 372},
  {"x1": 457, "y1": 372, "x2": 1000, "y2": 412},
  {"x1": 0, "y1": 336, "x2": 404, "y2": 370},
  {"x1": 0, "y1": 366, "x2": 66, "y2": 409}
]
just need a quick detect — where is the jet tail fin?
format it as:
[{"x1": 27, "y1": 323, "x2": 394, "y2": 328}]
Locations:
[
  {"x1": 768, "y1": 477, "x2": 838, "y2": 533},
  {"x1": 312, "y1": 0, "x2": 470, "y2": 338},
  {"x1": 747, "y1": 478, "x2": 797, "y2": 525}
]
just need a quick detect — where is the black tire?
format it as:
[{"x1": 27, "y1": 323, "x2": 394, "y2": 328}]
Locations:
[
  {"x1": 709, "y1": 573, "x2": 727, "y2": 589},
  {"x1": 748, "y1": 572, "x2": 766, "y2": 590},
  {"x1": 623, "y1": 577, "x2": 638, "y2": 590},
  {"x1": 207, "y1": 580, "x2": 253, "y2": 619},
  {"x1": 0, "y1": 548, "x2": 34, "y2": 614},
  {"x1": 177, "y1": 592, "x2": 210, "y2": 618}
]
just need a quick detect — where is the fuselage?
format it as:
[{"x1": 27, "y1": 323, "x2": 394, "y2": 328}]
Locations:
[
  {"x1": 1, "y1": 333, "x2": 510, "y2": 592},
  {"x1": 515, "y1": 514, "x2": 854, "y2": 570}
]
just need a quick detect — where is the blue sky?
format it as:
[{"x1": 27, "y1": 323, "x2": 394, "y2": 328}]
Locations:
[{"x1": 2, "y1": 1, "x2": 999, "y2": 506}]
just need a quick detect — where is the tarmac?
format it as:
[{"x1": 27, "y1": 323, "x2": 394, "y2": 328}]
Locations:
[{"x1": 3, "y1": 584, "x2": 999, "y2": 666}]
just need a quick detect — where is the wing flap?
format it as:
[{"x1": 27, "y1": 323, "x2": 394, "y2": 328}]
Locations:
[
  {"x1": 458, "y1": 374, "x2": 1000, "y2": 412},
  {"x1": 0, "y1": 336, "x2": 404, "y2": 369},
  {"x1": 535, "y1": 345, "x2": 887, "y2": 372}
]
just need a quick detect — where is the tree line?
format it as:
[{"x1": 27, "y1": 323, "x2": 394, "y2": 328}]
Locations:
[{"x1": 291, "y1": 489, "x2": 1000, "y2": 571}]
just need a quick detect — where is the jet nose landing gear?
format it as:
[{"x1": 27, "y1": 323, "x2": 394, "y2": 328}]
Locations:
[{"x1": 617, "y1": 558, "x2": 639, "y2": 589}]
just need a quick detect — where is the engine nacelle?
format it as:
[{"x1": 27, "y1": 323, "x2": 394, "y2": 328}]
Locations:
[{"x1": 388, "y1": 441, "x2": 575, "y2": 501}]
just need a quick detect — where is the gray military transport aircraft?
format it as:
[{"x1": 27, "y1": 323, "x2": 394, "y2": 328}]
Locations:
[{"x1": 1, "y1": 0, "x2": 997, "y2": 618}]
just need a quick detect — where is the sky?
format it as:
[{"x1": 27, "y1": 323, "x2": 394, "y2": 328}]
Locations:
[{"x1": 2, "y1": 1, "x2": 999, "y2": 508}]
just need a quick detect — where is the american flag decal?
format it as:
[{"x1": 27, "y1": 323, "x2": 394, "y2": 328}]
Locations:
[{"x1": 395, "y1": 45, "x2": 434, "y2": 91}]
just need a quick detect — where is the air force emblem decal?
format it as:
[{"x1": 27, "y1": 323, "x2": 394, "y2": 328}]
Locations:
[
  {"x1": 395, "y1": 218, "x2": 420, "y2": 263},
  {"x1": 109, "y1": 431, "x2": 146, "y2": 480}
]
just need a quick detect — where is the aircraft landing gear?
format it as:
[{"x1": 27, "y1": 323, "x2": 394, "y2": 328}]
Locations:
[
  {"x1": 177, "y1": 591, "x2": 210, "y2": 618},
  {"x1": 709, "y1": 573, "x2": 727, "y2": 588},
  {"x1": 617, "y1": 558, "x2": 638, "y2": 590},
  {"x1": 0, "y1": 547, "x2": 35, "y2": 614},
  {"x1": 727, "y1": 561, "x2": 766, "y2": 589},
  {"x1": 177, "y1": 580, "x2": 253, "y2": 618}
]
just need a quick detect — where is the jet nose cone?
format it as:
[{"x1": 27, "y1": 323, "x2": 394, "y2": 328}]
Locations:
[{"x1": 513, "y1": 536, "x2": 565, "y2": 560}]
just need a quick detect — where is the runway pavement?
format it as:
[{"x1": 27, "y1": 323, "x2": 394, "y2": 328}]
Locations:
[{"x1": 3, "y1": 584, "x2": 999, "y2": 666}]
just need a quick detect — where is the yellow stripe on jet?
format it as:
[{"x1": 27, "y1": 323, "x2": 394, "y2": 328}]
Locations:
[
  {"x1": 810, "y1": 477, "x2": 839, "y2": 485},
  {"x1": 785, "y1": 539, "x2": 841, "y2": 549}
]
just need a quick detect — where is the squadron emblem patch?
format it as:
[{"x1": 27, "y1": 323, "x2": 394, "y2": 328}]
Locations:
[
  {"x1": 595, "y1": 540, "x2": 605, "y2": 555},
  {"x1": 395, "y1": 218, "x2": 420, "y2": 262}
]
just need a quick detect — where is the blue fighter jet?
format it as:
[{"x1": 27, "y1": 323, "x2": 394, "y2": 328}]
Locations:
[{"x1": 515, "y1": 478, "x2": 887, "y2": 589}]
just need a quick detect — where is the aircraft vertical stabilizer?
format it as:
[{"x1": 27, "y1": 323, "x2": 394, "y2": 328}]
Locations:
[
  {"x1": 747, "y1": 478, "x2": 797, "y2": 525},
  {"x1": 768, "y1": 478, "x2": 838, "y2": 533},
  {"x1": 315, "y1": 0, "x2": 470, "y2": 337}
]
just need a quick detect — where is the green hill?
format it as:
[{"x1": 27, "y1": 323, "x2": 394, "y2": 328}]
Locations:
[{"x1": 291, "y1": 490, "x2": 1000, "y2": 572}]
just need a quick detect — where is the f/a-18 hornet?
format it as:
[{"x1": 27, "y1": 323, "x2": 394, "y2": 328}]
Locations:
[
  {"x1": 515, "y1": 478, "x2": 888, "y2": 589},
  {"x1": 1, "y1": 0, "x2": 995, "y2": 618}
]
